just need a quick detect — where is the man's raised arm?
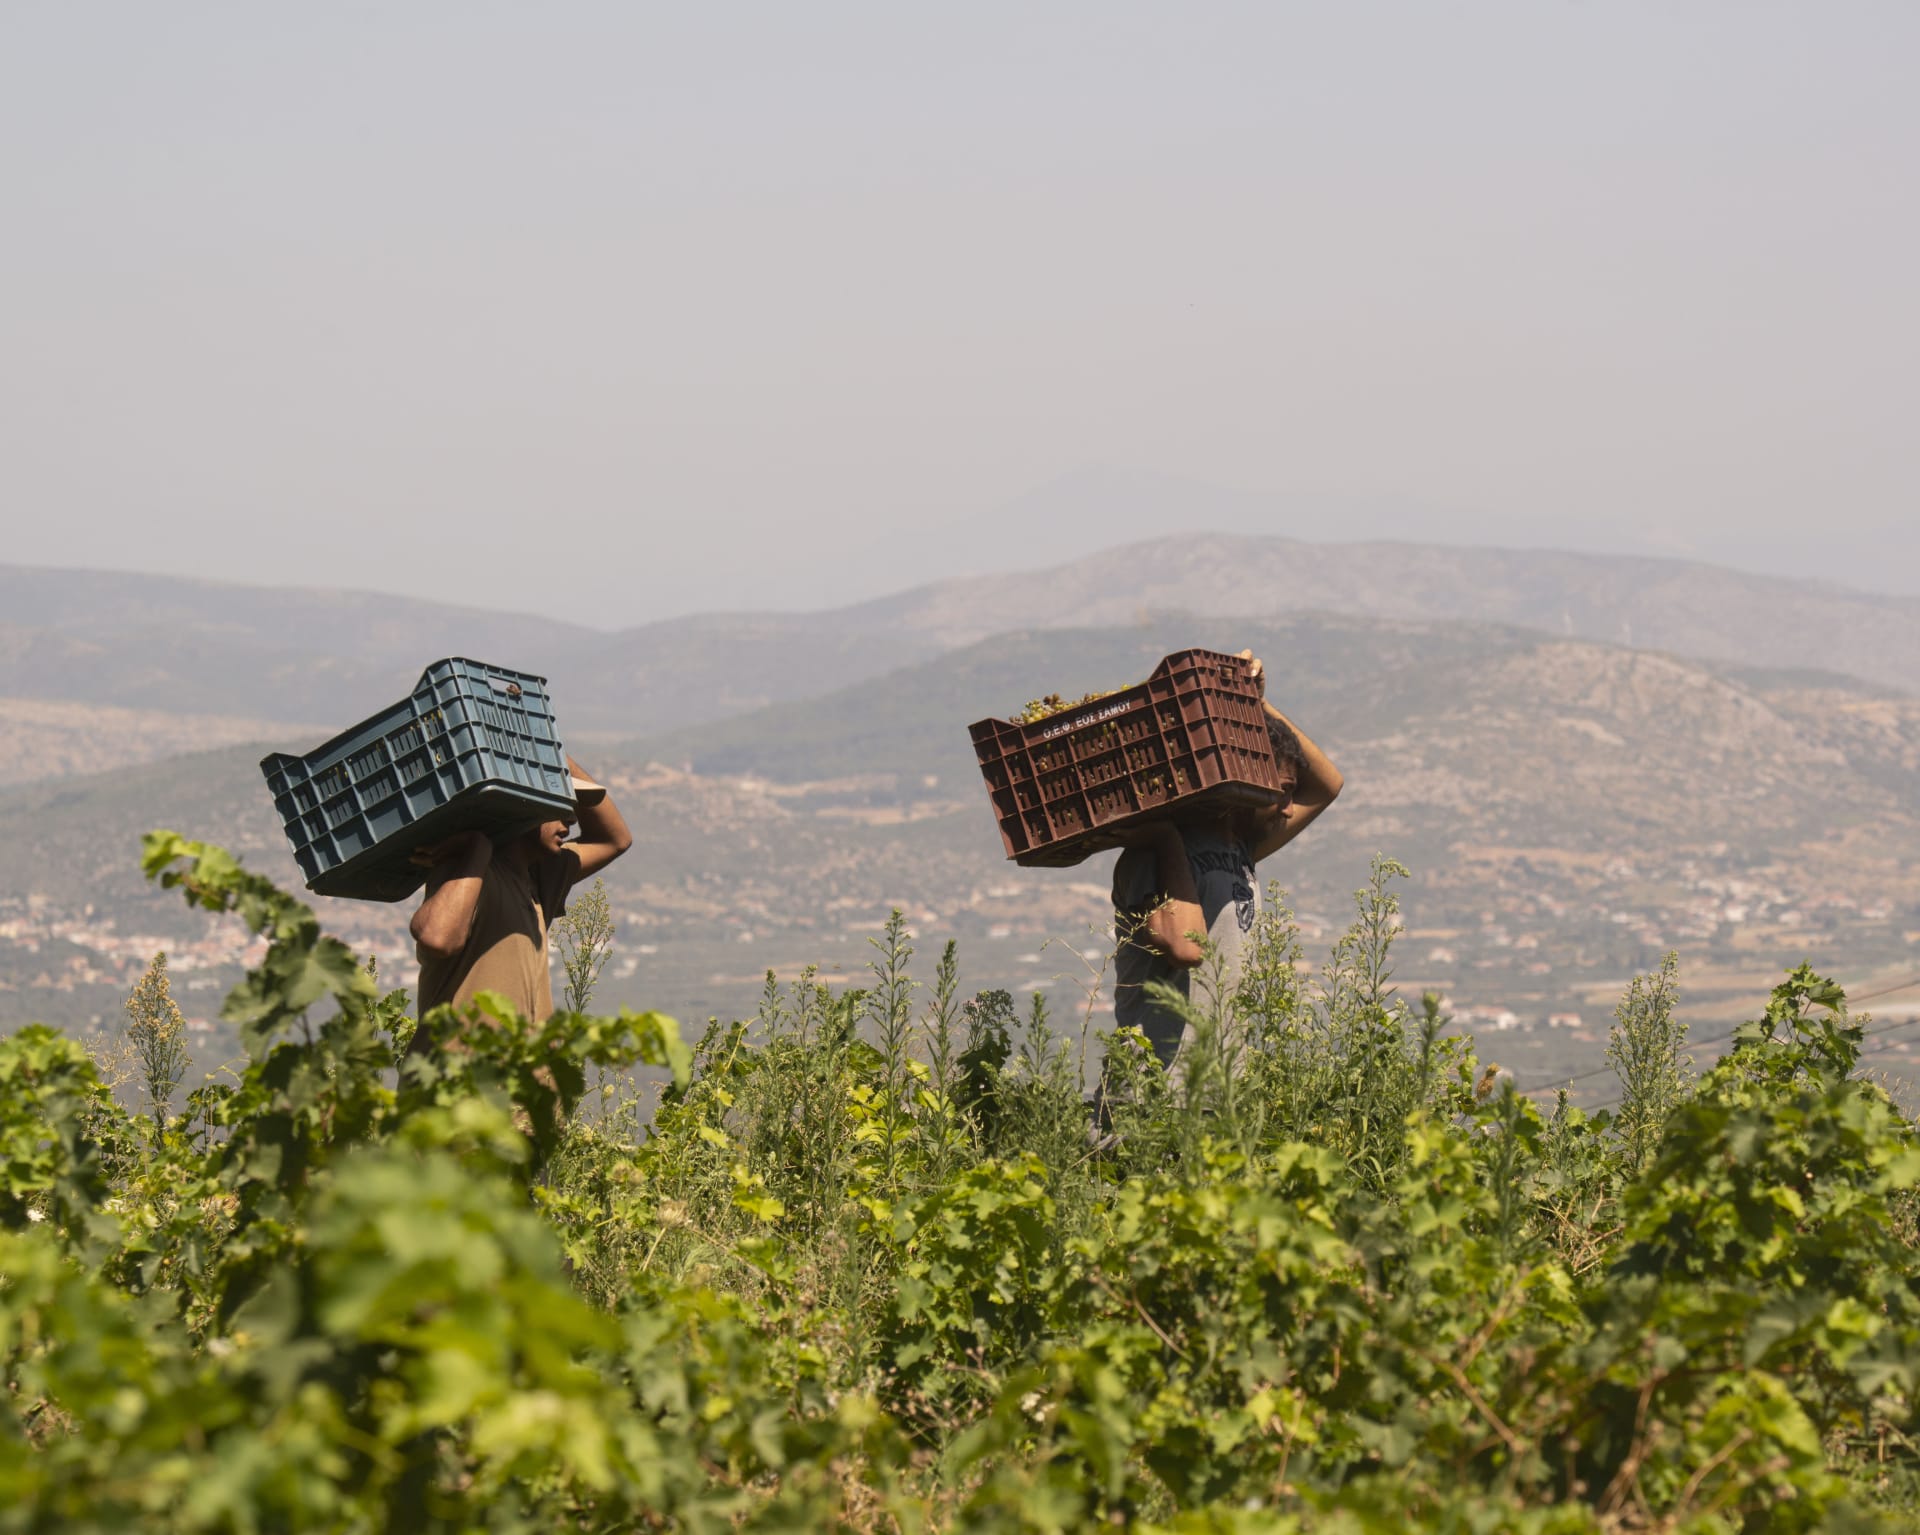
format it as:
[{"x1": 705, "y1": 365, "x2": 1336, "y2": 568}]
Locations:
[
  {"x1": 1234, "y1": 650, "x2": 1343, "y2": 864},
  {"x1": 410, "y1": 830, "x2": 493, "y2": 959},
  {"x1": 1250, "y1": 701, "x2": 1344, "y2": 862},
  {"x1": 563, "y1": 755, "x2": 633, "y2": 882}
]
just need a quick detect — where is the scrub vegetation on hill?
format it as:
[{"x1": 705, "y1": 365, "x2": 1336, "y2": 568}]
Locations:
[{"x1": 5, "y1": 837, "x2": 1920, "y2": 1532}]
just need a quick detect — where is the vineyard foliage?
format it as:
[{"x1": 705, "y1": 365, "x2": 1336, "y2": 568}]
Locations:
[{"x1": 4, "y1": 838, "x2": 1920, "y2": 1531}]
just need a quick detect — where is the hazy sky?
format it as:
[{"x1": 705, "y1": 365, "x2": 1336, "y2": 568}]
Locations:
[{"x1": 3, "y1": 3, "x2": 1916, "y2": 622}]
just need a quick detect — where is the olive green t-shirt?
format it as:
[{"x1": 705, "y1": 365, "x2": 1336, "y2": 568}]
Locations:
[{"x1": 416, "y1": 854, "x2": 575, "y2": 1023}]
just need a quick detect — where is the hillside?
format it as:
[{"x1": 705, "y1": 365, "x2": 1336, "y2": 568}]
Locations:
[
  {"x1": 0, "y1": 567, "x2": 584, "y2": 722},
  {"x1": 0, "y1": 565, "x2": 944, "y2": 740},
  {"x1": 619, "y1": 615, "x2": 1920, "y2": 856},
  {"x1": 0, "y1": 697, "x2": 312, "y2": 787},
  {"x1": 4, "y1": 615, "x2": 1916, "y2": 1098}
]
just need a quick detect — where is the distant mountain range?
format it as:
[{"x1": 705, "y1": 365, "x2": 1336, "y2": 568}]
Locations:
[
  {"x1": 3, "y1": 537, "x2": 1914, "y2": 772},
  {"x1": 840, "y1": 537, "x2": 1920, "y2": 693}
]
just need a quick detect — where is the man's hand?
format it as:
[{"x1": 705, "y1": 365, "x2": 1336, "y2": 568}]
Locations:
[
  {"x1": 560, "y1": 754, "x2": 633, "y2": 882},
  {"x1": 1238, "y1": 648, "x2": 1266, "y2": 697},
  {"x1": 566, "y1": 754, "x2": 608, "y2": 807}
]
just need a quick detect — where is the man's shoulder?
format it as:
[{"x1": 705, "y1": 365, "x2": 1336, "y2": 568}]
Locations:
[
  {"x1": 533, "y1": 846, "x2": 581, "y2": 909},
  {"x1": 1182, "y1": 824, "x2": 1254, "y2": 863}
]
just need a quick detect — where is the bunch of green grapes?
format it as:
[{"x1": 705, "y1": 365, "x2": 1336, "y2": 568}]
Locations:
[{"x1": 1010, "y1": 688, "x2": 1115, "y2": 724}]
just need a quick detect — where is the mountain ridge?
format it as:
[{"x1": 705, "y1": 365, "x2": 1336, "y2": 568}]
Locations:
[
  {"x1": 3, "y1": 533, "x2": 1913, "y2": 759},
  {"x1": 835, "y1": 535, "x2": 1920, "y2": 694}
]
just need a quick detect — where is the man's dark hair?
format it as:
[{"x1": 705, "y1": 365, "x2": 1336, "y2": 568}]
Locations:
[{"x1": 1267, "y1": 716, "x2": 1305, "y2": 779}]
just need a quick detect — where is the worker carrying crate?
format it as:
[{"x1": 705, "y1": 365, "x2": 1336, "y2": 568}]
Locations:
[
  {"x1": 260, "y1": 658, "x2": 632, "y2": 1028},
  {"x1": 968, "y1": 647, "x2": 1343, "y2": 1091}
]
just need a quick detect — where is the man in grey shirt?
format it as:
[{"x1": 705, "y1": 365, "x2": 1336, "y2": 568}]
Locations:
[{"x1": 1109, "y1": 652, "x2": 1345, "y2": 1076}]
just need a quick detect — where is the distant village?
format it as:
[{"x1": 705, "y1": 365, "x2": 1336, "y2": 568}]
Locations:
[{"x1": 4, "y1": 827, "x2": 1912, "y2": 1062}]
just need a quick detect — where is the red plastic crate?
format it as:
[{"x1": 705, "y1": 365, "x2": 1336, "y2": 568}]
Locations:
[{"x1": 968, "y1": 649, "x2": 1287, "y2": 867}]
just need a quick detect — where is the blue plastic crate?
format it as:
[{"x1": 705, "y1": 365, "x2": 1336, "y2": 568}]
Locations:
[{"x1": 259, "y1": 658, "x2": 575, "y2": 903}]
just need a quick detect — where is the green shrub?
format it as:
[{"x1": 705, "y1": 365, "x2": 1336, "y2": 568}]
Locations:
[{"x1": 4, "y1": 838, "x2": 1919, "y2": 1531}]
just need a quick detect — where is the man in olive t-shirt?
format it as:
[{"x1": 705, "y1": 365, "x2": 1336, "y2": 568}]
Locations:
[{"x1": 410, "y1": 754, "x2": 632, "y2": 1027}]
